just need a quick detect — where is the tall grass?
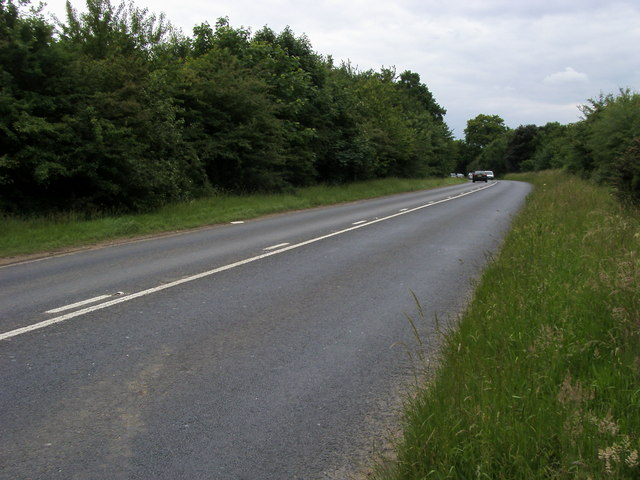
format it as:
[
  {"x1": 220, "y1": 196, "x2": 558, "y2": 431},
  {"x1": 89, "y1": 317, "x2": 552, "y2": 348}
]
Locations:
[
  {"x1": 0, "y1": 177, "x2": 463, "y2": 259},
  {"x1": 378, "y1": 171, "x2": 640, "y2": 479}
]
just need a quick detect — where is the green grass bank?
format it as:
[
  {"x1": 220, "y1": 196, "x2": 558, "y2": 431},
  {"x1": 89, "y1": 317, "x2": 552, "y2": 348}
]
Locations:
[
  {"x1": 0, "y1": 177, "x2": 463, "y2": 260},
  {"x1": 375, "y1": 170, "x2": 640, "y2": 479}
]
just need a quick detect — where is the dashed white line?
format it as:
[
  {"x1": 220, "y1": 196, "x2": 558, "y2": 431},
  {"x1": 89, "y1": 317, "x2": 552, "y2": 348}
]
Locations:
[
  {"x1": 45, "y1": 294, "x2": 114, "y2": 314},
  {"x1": 352, "y1": 220, "x2": 367, "y2": 225},
  {"x1": 1, "y1": 182, "x2": 496, "y2": 341},
  {"x1": 264, "y1": 243, "x2": 290, "y2": 251}
]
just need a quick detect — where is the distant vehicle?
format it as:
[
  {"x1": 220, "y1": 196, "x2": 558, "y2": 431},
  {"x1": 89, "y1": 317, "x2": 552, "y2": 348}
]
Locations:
[
  {"x1": 468, "y1": 172, "x2": 473, "y2": 179},
  {"x1": 485, "y1": 170, "x2": 495, "y2": 180},
  {"x1": 472, "y1": 171, "x2": 488, "y2": 183},
  {"x1": 456, "y1": 173, "x2": 465, "y2": 178}
]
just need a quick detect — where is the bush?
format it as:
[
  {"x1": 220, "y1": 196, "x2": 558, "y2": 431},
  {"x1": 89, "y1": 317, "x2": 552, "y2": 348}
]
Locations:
[{"x1": 615, "y1": 136, "x2": 640, "y2": 205}]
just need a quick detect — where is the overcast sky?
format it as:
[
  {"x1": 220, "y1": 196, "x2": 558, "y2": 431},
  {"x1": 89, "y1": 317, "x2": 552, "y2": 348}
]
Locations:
[{"x1": 42, "y1": 0, "x2": 640, "y2": 138}]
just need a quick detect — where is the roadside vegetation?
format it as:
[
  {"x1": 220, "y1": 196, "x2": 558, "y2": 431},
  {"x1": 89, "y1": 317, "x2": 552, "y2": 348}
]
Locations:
[
  {"x1": 374, "y1": 170, "x2": 640, "y2": 479},
  {"x1": 1, "y1": 0, "x2": 454, "y2": 215},
  {"x1": 461, "y1": 90, "x2": 640, "y2": 207},
  {"x1": 4, "y1": 0, "x2": 638, "y2": 220},
  {"x1": 3, "y1": 1, "x2": 637, "y2": 244},
  {"x1": 0, "y1": 176, "x2": 463, "y2": 258}
]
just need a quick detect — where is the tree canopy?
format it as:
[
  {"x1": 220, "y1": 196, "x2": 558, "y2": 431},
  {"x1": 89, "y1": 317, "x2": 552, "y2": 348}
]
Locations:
[
  {"x1": 459, "y1": 90, "x2": 640, "y2": 205},
  {"x1": 0, "y1": 0, "x2": 455, "y2": 213},
  {"x1": 3, "y1": 0, "x2": 637, "y2": 212}
]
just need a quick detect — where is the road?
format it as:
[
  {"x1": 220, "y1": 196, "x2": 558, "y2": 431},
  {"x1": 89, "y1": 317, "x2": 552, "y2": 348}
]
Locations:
[{"x1": 0, "y1": 180, "x2": 531, "y2": 479}]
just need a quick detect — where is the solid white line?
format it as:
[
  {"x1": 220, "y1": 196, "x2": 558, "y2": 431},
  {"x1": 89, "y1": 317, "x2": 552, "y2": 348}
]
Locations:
[
  {"x1": 45, "y1": 295, "x2": 113, "y2": 314},
  {"x1": 264, "y1": 243, "x2": 290, "y2": 251},
  {"x1": 0, "y1": 182, "x2": 496, "y2": 341}
]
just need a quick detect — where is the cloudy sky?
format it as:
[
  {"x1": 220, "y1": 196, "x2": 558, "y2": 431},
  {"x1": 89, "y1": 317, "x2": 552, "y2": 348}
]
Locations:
[{"x1": 42, "y1": 0, "x2": 640, "y2": 138}]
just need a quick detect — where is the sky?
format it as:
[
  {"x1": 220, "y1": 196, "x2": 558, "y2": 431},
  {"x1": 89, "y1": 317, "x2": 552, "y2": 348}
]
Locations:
[{"x1": 41, "y1": 0, "x2": 640, "y2": 138}]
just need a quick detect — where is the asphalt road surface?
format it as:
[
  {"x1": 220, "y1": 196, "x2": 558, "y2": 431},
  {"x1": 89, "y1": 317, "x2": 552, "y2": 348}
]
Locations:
[{"x1": 0, "y1": 180, "x2": 531, "y2": 480}]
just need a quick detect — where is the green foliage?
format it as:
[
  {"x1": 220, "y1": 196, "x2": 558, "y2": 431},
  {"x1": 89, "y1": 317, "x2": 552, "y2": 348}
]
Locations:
[
  {"x1": 504, "y1": 124, "x2": 540, "y2": 172},
  {"x1": 59, "y1": 0, "x2": 171, "y2": 58},
  {"x1": 0, "y1": 0, "x2": 72, "y2": 210},
  {"x1": 529, "y1": 89, "x2": 640, "y2": 204},
  {"x1": 5, "y1": 1, "x2": 637, "y2": 214},
  {"x1": 467, "y1": 89, "x2": 640, "y2": 205},
  {"x1": 312, "y1": 65, "x2": 375, "y2": 183},
  {"x1": 0, "y1": 0, "x2": 456, "y2": 214},
  {"x1": 580, "y1": 90, "x2": 640, "y2": 184},
  {"x1": 464, "y1": 114, "x2": 508, "y2": 156},
  {"x1": 397, "y1": 70, "x2": 446, "y2": 122},
  {"x1": 529, "y1": 122, "x2": 572, "y2": 171},
  {"x1": 615, "y1": 136, "x2": 640, "y2": 205},
  {"x1": 346, "y1": 67, "x2": 454, "y2": 180},
  {"x1": 460, "y1": 114, "x2": 509, "y2": 172},
  {"x1": 178, "y1": 46, "x2": 287, "y2": 192},
  {"x1": 477, "y1": 133, "x2": 509, "y2": 175}
]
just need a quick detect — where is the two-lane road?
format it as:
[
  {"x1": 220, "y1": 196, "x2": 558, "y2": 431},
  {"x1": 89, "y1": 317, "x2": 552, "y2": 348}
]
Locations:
[{"x1": 0, "y1": 180, "x2": 531, "y2": 479}]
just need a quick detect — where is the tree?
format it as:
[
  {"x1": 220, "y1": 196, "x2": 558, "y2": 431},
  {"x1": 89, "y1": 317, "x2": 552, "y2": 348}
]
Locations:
[
  {"x1": 311, "y1": 64, "x2": 373, "y2": 183},
  {"x1": 529, "y1": 122, "x2": 571, "y2": 171},
  {"x1": 477, "y1": 134, "x2": 510, "y2": 175},
  {"x1": 397, "y1": 70, "x2": 446, "y2": 122},
  {"x1": 1, "y1": 5, "x2": 458, "y2": 213},
  {"x1": 581, "y1": 89, "x2": 640, "y2": 183},
  {"x1": 452, "y1": 139, "x2": 475, "y2": 173},
  {"x1": 178, "y1": 47, "x2": 287, "y2": 192},
  {"x1": 250, "y1": 26, "x2": 322, "y2": 185},
  {"x1": 614, "y1": 136, "x2": 640, "y2": 205},
  {"x1": 0, "y1": 0, "x2": 75, "y2": 211},
  {"x1": 464, "y1": 114, "x2": 508, "y2": 151},
  {"x1": 190, "y1": 21, "x2": 214, "y2": 56},
  {"x1": 59, "y1": 0, "x2": 170, "y2": 58},
  {"x1": 0, "y1": 0, "x2": 204, "y2": 212},
  {"x1": 462, "y1": 114, "x2": 509, "y2": 170},
  {"x1": 504, "y1": 124, "x2": 540, "y2": 172}
]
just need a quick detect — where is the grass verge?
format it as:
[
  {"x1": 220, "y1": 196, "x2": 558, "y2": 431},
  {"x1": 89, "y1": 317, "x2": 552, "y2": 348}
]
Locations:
[
  {"x1": 375, "y1": 170, "x2": 640, "y2": 479},
  {"x1": 0, "y1": 177, "x2": 463, "y2": 260}
]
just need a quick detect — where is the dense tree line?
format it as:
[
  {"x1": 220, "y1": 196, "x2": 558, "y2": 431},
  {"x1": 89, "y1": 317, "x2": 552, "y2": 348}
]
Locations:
[
  {"x1": 0, "y1": 0, "x2": 455, "y2": 213},
  {"x1": 458, "y1": 89, "x2": 640, "y2": 205}
]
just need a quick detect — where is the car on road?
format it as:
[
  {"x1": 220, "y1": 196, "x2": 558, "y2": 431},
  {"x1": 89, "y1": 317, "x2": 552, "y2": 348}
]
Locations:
[
  {"x1": 472, "y1": 171, "x2": 488, "y2": 182},
  {"x1": 485, "y1": 170, "x2": 495, "y2": 180}
]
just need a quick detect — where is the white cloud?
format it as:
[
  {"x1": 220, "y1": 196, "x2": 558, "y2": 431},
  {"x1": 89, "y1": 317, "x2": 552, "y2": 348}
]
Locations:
[{"x1": 543, "y1": 67, "x2": 589, "y2": 85}]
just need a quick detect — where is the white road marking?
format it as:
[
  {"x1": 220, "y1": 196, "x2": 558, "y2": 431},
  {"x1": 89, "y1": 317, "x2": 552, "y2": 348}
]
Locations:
[
  {"x1": 45, "y1": 295, "x2": 113, "y2": 314},
  {"x1": 230, "y1": 221, "x2": 245, "y2": 224},
  {"x1": 399, "y1": 208, "x2": 408, "y2": 212},
  {"x1": 0, "y1": 182, "x2": 496, "y2": 341},
  {"x1": 352, "y1": 220, "x2": 367, "y2": 225},
  {"x1": 263, "y1": 243, "x2": 290, "y2": 251}
]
